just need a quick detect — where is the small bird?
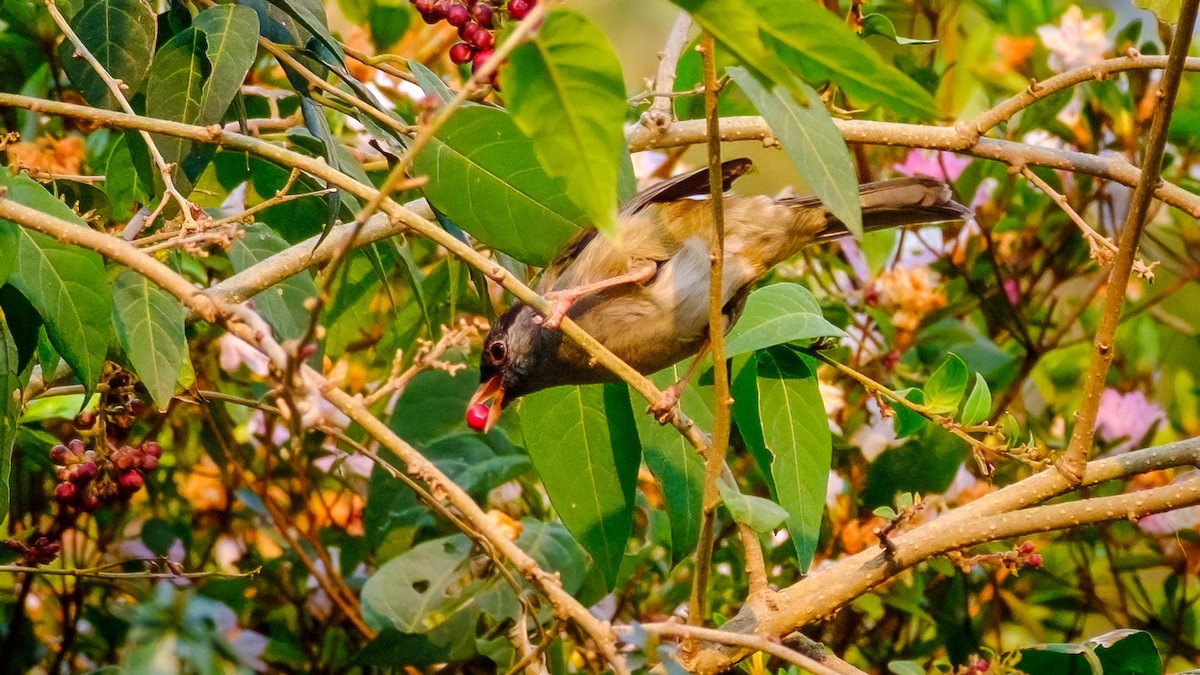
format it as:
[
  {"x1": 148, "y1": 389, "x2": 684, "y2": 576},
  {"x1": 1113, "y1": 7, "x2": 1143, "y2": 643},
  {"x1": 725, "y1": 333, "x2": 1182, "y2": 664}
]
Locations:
[{"x1": 467, "y1": 158, "x2": 970, "y2": 432}]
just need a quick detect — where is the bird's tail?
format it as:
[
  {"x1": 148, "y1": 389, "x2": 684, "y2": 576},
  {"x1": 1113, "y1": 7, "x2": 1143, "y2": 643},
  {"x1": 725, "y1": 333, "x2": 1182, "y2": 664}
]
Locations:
[{"x1": 780, "y1": 176, "x2": 972, "y2": 244}]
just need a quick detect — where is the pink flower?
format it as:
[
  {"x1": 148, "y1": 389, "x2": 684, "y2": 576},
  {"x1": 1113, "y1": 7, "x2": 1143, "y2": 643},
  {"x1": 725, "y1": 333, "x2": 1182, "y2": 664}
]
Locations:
[
  {"x1": 893, "y1": 150, "x2": 970, "y2": 182},
  {"x1": 1138, "y1": 472, "x2": 1200, "y2": 535},
  {"x1": 1095, "y1": 388, "x2": 1165, "y2": 452},
  {"x1": 1036, "y1": 6, "x2": 1111, "y2": 73},
  {"x1": 218, "y1": 333, "x2": 270, "y2": 377},
  {"x1": 1003, "y1": 278, "x2": 1020, "y2": 305}
]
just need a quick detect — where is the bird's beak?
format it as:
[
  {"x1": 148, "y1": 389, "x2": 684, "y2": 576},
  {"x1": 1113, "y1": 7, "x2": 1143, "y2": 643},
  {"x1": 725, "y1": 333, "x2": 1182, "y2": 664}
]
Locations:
[{"x1": 468, "y1": 376, "x2": 505, "y2": 433}]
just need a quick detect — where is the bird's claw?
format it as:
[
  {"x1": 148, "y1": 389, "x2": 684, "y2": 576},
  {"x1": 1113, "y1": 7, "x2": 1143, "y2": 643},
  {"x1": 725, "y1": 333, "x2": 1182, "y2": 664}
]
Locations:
[
  {"x1": 647, "y1": 383, "x2": 684, "y2": 425},
  {"x1": 541, "y1": 292, "x2": 576, "y2": 330}
]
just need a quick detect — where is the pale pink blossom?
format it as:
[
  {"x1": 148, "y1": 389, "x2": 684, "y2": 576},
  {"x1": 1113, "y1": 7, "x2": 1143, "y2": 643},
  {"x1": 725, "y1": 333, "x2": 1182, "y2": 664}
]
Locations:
[
  {"x1": 1036, "y1": 6, "x2": 1111, "y2": 73},
  {"x1": 218, "y1": 333, "x2": 270, "y2": 377},
  {"x1": 893, "y1": 149, "x2": 971, "y2": 182},
  {"x1": 1138, "y1": 472, "x2": 1200, "y2": 535},
  {"x1": 850, "y1": 398, "x2": 899, "y2": 461},
  {"x1": 313, "y1": 447, "x2": 373, "y2": 477},
  {"x1": 1095, "y1": 388, "x2": 1165, "y2": 452}
]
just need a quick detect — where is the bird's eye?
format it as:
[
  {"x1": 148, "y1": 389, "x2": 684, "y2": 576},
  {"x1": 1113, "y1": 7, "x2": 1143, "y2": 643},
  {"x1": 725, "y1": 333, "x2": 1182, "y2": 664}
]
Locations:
[{"x1": 488, "y1": 341, "x2": 507, "y2": 363}]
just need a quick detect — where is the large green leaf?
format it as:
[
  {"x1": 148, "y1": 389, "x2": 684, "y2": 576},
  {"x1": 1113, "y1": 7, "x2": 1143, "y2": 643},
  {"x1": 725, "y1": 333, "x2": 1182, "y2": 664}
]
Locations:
[
  {"x1": 110, "y1": 269, "x2": 185, "y2": 408},
  {"x1": 57, "y1": 0, "x2": 156, "y2": 110},
  {"x1": 361, "y1": 534, "x2": 475, "y2": 633},
  {"x1": 634, "y1": 364, "x2": 709, "y2": 567},
  {"x1": 519, "y1": 383, "x2": 641, "y2": 588},
  {"x1": 413, "y1": 105, "x2": 587, "y2": 265},
  {"x1": 754, "y1": 2, "x2": 935, "y2": 118},
  {"x1": 667, "y1": 0, "x2": 806, "y2": 100},
  {"x1": 925, "y1": 353, "x2": 968, "y2": 414},
  {"x1": 724, "y1": 283, "x2": 845, "y2": 358},
  {"x1": 733, "y1": 347, "x2": 830, "y2": 570},
  {"x1": 0, "y1": 221, "x2": 15, "y2": 286},
  {"x1": 229, "y1": 223, "x2": 318, "y2": 341},
  {"x1": 2, "y1": 174, "x2": 111, "y2": 391},
  {"x1": 516, "y1": 519, "x2": 591, "y2": 595},
  {"x1": 728, "y1": 67, "x2": 861, "y2": 236},
  {"x1": 1017, "y1": 629, "x2": 1162, "y2": 675},
  {"x1": 0, "y1": 317, "x2": 17, "y2": 524},
  {"x1": 502, "y1": 9, "x2": 625, "y2": 238},
  {"x1": 144, "y1": 5, "x2": 259, "y2": 191}
]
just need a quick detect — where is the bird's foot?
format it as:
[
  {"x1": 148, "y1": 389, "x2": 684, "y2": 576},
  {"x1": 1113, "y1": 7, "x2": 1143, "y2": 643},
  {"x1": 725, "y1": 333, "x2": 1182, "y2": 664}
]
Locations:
[
  {"x1": 540, "y1": 291, "x2": 577, "y2": 330},
  {"x1": 648, "y1": 383, "x2": 684, "y2": 425}
]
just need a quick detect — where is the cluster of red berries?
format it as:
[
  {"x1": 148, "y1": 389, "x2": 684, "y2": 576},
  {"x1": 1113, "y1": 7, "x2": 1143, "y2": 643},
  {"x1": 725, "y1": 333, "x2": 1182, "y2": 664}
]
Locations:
[
  {"x1": 50, "y1": 438, "x2": 162, "y2": 511},
  {"x1": 4, "y1": 536, "x2": 61, "y2": 565},
  {"x1": 412, "y1": 0, "x2": 537, "y2": 80}
]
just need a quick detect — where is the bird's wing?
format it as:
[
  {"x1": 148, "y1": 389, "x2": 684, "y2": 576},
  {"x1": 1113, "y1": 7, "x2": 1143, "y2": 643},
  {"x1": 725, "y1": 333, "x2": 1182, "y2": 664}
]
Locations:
[{"x1": 619, "y1": 157, "x2": 754, "y2": 217}]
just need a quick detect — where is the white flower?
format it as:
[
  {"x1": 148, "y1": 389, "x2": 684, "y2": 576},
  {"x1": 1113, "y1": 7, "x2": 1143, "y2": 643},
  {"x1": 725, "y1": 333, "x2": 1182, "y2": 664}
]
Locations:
[
  {"x1": 218, "y1": 333, "x2": 270, "y2": 377},
  {"x1": 1036, "y1": 6, "x2": 1111, "y2": 73},
  {"x1": 849, "y1": 398, "x2": 899, "y2": 461}
]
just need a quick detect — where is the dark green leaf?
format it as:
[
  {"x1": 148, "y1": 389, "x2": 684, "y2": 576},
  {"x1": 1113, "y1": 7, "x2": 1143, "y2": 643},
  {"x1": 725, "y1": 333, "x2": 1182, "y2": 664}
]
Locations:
[
  {"x1": 925, "y1": 353, "x2": 968, "y2": 414},
  {"x1": 717, "y1": 482, "x2": 788, "y2": 532},
  {"x1": 861, "y1": 14, "x2": 938, "y2": 45},
  {"x1": 1017, "y1": 629, "x2": 1162, "y2": 675},
  {"x1": 517, "y1": 519, "x2": 591, "y2": 594},
  {"x1": 110, "y1": 269, "x2": 185, "y2": 408},
  {"x1": 389, "y1": 367, "x2": 477, "y2": 448},
  {"x1": 0, "y1": 221, "x2": 15, "y2": 286},
  {"x1": 0, "y1": 317, "x2": 17, "y2": 524},
  {"x1": 960, "y1": 373, "x2": 991, "y2": 425},
  {"x1": 887, "y1": 388, "x2": 927, "y2": 438},
  {"x1": 413, "y1": 105, "x2": 587, "y2": 265},
  {"x1": 519, "y1": 383, "x2": 641, "y2": 588},
  {"x1": 361, "y1": 534, "x2": 474, "y2": 632},
  {"x1": 754, "y1": 347, "x2": 830, "y2": 569},
  {"x1": 144, "y1": 25, "x2": 209, "y2": 186},
  {"x1": 229, "y1": 223, "x2": 319, "y2": 341},
  {"x1": 408, "y1": 58, "x2": 454, "y2": 104},
  {"x1": 261, "y1": 0, "x2": 343, "y2": 61},
  {"x1": 723, "y1": 283, "x2": 845, "y2": 358},
  {"x1": 192, "y1": 5, "x2": 261, "y2": 123},
  {"x1": 635, "y1": 364, "x2": 709, "y2": 566},
  {"x1": 502, "y1": 9, "x2": 626, "y2": 238},
  {"x1": 727, "y1": 67, "x2": 861, "y2": 236},
  {"x1": 756, "y1": 2, "x2": 937, "y2": 118},
  {"x1": 57, "y1": 0, "x2": 157, "y2": 110},
  {"x1": 2, "y1": 174, "x2": 111, "y2": 391}
]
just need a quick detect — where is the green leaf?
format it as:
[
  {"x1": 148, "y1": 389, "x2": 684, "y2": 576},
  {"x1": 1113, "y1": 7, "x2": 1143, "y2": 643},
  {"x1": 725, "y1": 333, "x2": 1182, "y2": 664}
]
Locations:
[
  {"x1": 925, "y1": 353, "x2": 969, "y2": 414},
  {"x1": 409, "y1": 58, "x2": 454, "y2": 104},
  {"x1": 413, "y1": 105, "x2": 587, "y2": 265},
  {"x1": 754, "y1": 346, "x2": 831, "y2": 569},
  {"x1": 960, "y1": 373, "x2": 992, "y2": 425},
  {"x1": 887, "y1": 661, "x2": 926, "y2": 675},
  {"x1": 1018, "y1": 629, "x2": 1162, "y2": 675},
  {"x1": 361, "y1": 534, "x2": 475, "y2": 633},
  {"x1": 57, "y1": 0, "x2": 157, "y2": 110},
  {"x1": 2, "y1": 174, "x2": 111, "y2": 391},
  {"x1": 519, "y1": 383, "x2": 641, "y2": 588},
  {"x1": 723, "y1": 283, "x2": 845, "y2": 358},
  {"x1": 110, "y1": 269, "x2": 185, "y2": 408},
  {"x1": 667, "y1": 0, "x2": 806, "y2": 100},
  {"x1": 757, "y1": 3, "x2": 936, "y2": 119},
  {"x1": 262, "y1": 0, "x2": 344, "y2": 61},
  {"x1": 717, "y1": 482, "x2": 788, "y2": 532},
  {"x1": 144, "y1": 5, "x2": 259, "y2": 191},
  {"x1": 1134, "y1": 0, "x2": 1181, "y2": 23},
  {"x1": 887, "y1": 388, "x2": 927, "y2": 439},
  {"x1": 0, "y1": 317, "x2": 18, "y2": 524},
  {"x1": 229, "y1": 223, "x2": 319, "y2": 341},
  {"x1": 0, "y1": 221, "x2": 15, "y2": 286},
  {"x1": 501, "y1": 9, "x2": 626, "y2": 238},
  {"x1": 635, "y1": 364, "x2": 709, "y2": 567},
  {"x1": 727, "y1": 67, "x2": 861, "y2": 236},
  {"x1": 873, "y1": 505, "x2": 897, "y2": 520},
  {"x1": 860, "y1": 13, "x2": 938, "y2": 45},
  {"x1": 516, "y1": 520, "x2": 591, "y2": 595}
]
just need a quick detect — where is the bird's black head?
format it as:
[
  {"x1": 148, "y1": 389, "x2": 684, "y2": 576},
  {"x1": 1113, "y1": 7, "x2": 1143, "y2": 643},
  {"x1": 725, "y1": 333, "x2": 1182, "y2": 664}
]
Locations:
[{"x1": 467, "y1": 304, "x2": 557, "y2": 432}]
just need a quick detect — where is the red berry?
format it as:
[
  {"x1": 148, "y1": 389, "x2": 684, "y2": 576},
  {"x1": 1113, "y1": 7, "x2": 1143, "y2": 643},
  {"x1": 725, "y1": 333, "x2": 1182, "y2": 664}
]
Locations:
[
  {"x1": 472, "y1": 3, "x2": 494, "y2": 27},
  {"x1": 74, "y1": 410, "x2": 96, "y2": 429},
  {"x1": 1026, "y1": 553, "x2": 1043, "y2": 568},
  {"x1": 80, "y1": 493, "x2": 100, "y2": 512},
  {"x1": 449, "y1": 42, "x2": 475, "y2": 64},
  {"x1": 445, "y1": 3, "x2": 470, "y2": 26},
  {"x1": 73, "y1": 462, "x2": 98, "y2": 484},
  {"x1": 507, "y1": 0, "x2": 529, "y2": 19},
  {"x1": 473, "y1": 29, "x2": 495, "y2": 50},
  {"x1": 466, "y1": 403, "x2": 491, "y2": 432},
  {"x1": 114, "y1": 451, "x2": 136, "y2": 471},
  {"x1": 1016, "y1": 541, "x2": 1035, "y2": 555},
  {"x1": 68, "y1": 439, "x2": 85, "y2": 456},
  {"x1": 50, "y1": 445, "x2": 68, "y2": 465},
  {"x1": 142, "y1": 455, "x2": 159, "y2": 471},
  {"x1": 414, "y1": 0, "x2": 435, "y2": 12},
  {"x1": 118, "y1": 471, "x2": 144, "y2": 494},
  {"x1": 144, "y1": 441, "x2": 162, "y2": 459},
  {"x1": 459, "y1": 21, "x2": 479, "y2": 40},
  {"x1": 54, "y1": 482, "x2": 76, "y2": 503},
  {"x1": 472, "y1": 49, "x2": 494, "y2": 73}
]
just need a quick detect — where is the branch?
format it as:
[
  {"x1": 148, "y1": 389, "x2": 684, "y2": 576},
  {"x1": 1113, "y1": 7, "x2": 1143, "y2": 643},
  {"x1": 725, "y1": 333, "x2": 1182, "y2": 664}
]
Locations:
[
  {"x1": 638, "y1": 11, "x2": 692, "y2": 132},
  {"x1": 623, "y1": 622, "x2": 849, "y2": 675},
  {"x1": 1058, "y1": 0, "x2": 1200, "y2": 482},
  {"x1": 682, "y1": 436, "x2": 1200, "y2": 672}
]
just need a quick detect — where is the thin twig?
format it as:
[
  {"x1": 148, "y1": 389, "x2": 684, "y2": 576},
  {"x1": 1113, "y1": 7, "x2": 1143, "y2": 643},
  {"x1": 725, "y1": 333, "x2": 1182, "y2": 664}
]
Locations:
[
  {"x1": 1058, "y1": 0, "x2": 1200, "y2": 483},
  {"x1": 0, "y1": 563, "x2": 259, "y2": 579},
  {"x1": 639, "y1": 11, "x2": 693, "y2": 132},
  {"x1": 624, "y1": 622, "x2": 844, "y2": 675}
]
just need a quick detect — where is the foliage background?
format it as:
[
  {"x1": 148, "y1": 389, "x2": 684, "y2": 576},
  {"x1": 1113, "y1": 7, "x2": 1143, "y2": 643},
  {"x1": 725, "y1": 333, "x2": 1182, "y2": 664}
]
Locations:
[{"x1": 0, "y1": 0, "x2": 1199, "y2": 673}]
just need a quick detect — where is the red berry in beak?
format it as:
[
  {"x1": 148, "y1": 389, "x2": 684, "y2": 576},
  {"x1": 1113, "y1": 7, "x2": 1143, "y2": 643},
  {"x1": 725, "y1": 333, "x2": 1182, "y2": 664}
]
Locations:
[{"x1": 466, "y1": 403, "x2": 491, "y2": 431}]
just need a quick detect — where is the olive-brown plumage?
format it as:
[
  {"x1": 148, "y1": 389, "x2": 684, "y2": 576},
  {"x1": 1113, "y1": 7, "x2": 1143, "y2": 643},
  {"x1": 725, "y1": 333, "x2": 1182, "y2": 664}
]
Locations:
[{"x1": 469, "y1": 159, "x2": 970, "y2": 431}]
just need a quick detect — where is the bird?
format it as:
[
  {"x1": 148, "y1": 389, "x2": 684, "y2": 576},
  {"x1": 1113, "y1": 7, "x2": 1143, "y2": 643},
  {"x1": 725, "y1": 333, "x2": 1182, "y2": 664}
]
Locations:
[{"x1": 467, "y1": 158, "x2": 971, "y2": 432}]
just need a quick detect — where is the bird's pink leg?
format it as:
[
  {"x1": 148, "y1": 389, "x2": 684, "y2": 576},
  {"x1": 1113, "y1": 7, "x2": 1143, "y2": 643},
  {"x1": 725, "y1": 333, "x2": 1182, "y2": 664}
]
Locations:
[
  {"x1": 648, "y1": 341, "x2": 712, "y2": 424},
  {"x1": 541, "y1": 262, "x2": 657, "y2": 329}
]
